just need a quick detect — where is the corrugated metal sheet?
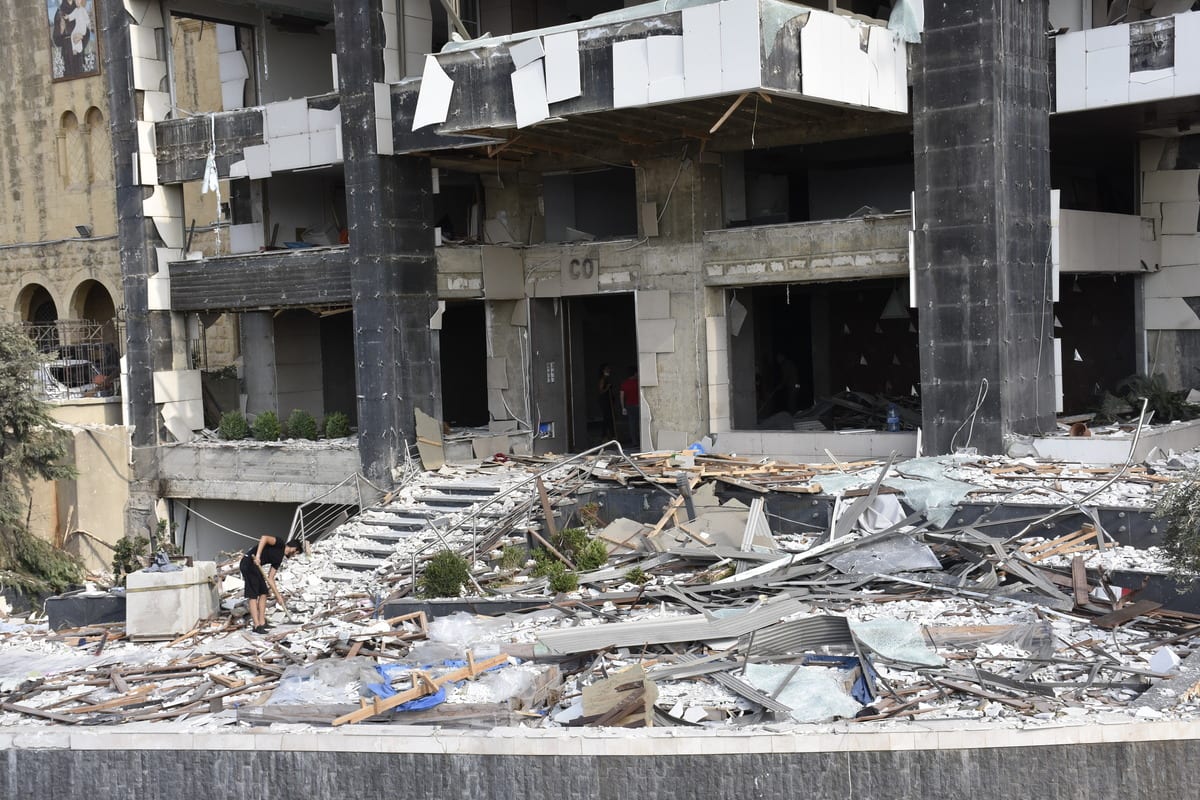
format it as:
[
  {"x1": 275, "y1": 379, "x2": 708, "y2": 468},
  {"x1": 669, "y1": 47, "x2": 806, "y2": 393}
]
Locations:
[{"x1": 740, "y1": 615, "x2": 855, "y2": 655}]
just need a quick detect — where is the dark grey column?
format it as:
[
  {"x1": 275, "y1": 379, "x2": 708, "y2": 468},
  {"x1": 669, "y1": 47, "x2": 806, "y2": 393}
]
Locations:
[
  {"x1": 913, "y1": 0, "x2": 1054, "y2": 455},
  {"x1": 99, "y1": 0, "x2": 170, "y2": 542},
  {"x1": 334, "y1": 0, "x2": 440, "y2": 485}
]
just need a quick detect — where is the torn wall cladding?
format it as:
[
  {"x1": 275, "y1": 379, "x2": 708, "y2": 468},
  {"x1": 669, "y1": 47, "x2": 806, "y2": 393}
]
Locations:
[
  {"x1": 1055, "y1": 10, "x2": 1200, "y2": 112},
  {"x1": 398, "y1": 0, "x2": 906, "y2": 150}
]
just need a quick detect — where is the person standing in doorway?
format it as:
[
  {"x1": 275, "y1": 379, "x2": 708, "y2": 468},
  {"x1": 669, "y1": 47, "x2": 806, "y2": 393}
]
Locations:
[
  {"x1": 620, "y1": 366, "x2": 640, "y2": 447},
  {"x1": 597, "y1": 363, "x2": 618, "y2": 442},
  {"x1": 240, "y1": 534, "x2": 302, "y2": 634}
]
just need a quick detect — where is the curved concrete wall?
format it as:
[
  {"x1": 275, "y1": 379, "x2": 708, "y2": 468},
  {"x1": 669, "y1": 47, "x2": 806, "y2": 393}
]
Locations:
[{"x1": 3, "y1": 721, "x2": 1199, "y2": 799}]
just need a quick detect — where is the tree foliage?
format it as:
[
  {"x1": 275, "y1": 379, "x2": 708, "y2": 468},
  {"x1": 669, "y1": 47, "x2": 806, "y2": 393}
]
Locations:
[
  {"x1": 1152, "y1": 469, "x2": 1200, "y2": 576},
  {"x1": 0, "y1": 325, "x2": 81, "y2": 592}
]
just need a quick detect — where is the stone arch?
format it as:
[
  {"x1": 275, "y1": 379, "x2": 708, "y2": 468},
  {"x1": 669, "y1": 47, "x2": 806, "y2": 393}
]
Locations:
[
  {"x1": 16, "y1": 284, "x2": 61, "y2": 352},
  {"x1": 69, "y1": 279, "x2": 120, "y2": 345},
  {"x1": 58, "y1": 110, "x2": 87, "y2": 189},
  {"x1": 84, "y1": 107, "x2": 109, "y2": 185}
]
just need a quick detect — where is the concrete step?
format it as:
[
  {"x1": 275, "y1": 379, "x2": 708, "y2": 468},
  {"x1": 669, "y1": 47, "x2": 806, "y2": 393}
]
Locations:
[
  {"x1": 332, "y1": 557, "x2": 389, "y2": 572},
  {"x1": 358, "y1": 528, "x2": 425, "y2": 543},
  {"x1": 360, "y1": 516, "x2": 430, "y2": 530},
  {"x1": 341, "y1": 541, "x2": 399, "y2": 558}
]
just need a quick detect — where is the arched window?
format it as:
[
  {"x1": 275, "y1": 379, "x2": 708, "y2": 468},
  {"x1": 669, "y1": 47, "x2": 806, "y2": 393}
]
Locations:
[
  {"x1": 58, "y1": 111, "x2": 87, "y2": 189},
  {"x1": 17, "y1": 284, "x2": 60, "y2": 352},
  {"x1": 84, "y1": 107, "x2": 109, "y2": 185}
]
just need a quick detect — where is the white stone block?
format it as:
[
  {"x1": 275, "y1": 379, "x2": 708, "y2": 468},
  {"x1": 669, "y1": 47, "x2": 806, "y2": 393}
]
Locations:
[
  {"x1": 244, "y1": 144, "x2": 271, "y2": 180},
  {"x1": 1054, "y1": 31, "x2": 1086, "y2": 112},
  {"x1": 265, "y1": 99, "x2": 309, "y2": 138},
  {"x1": 126, "y1": 563, "x2": 219, "y2": 640},
  {"x1": 161, "y1": 398, "x2": 203, "y2": 431},
  {"x1": 269, "y1": 133, "x2": 311, "y2": 172},
  {"x1": 310, "y1": 129, "x2": 341, "y2": 165},
  {"x1": 229, "y1": 223, "x2": 265, "y2": 254},
  {"x1": 153, "y1": 369, "x2": 202, "y2": 404}
]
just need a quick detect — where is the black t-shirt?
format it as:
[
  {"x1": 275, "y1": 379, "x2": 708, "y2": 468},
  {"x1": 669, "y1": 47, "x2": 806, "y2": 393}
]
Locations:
[{"x1": 245, "y1": 537, "x2": 286, "y2": 570}]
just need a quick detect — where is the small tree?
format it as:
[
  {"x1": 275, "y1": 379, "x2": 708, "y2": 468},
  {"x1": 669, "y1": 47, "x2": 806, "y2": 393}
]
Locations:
[
  {"x1": 251, "y1": 410, "x2": 282, "y2": 441},
  {"x1": 419, "y1": 549, "x2": 471, "y2": 597},
  {"x1": 323, "y1": 411, "x2": 351, "y2": 439},
  {"x1": 1152, "y1": 470, "x2": 1200, "y2": 575},
  {"x1": 0, "y1": 325, "x2": 82, "y2": 593},
  {"x1": 218, "y1": 410, "x2": 249, "y2": 440},
  {"x1": 286, "y1": 409, "x2": 319, "y2": 441}
]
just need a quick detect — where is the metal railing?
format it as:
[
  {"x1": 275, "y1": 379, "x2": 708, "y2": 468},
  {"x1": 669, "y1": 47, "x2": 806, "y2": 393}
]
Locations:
[
  {"x1": 23, "y1": 319, "x2": 123, "y2": 400},
  {"x1": 287, "y1": 472, "x2": 388, "y2": 545}
]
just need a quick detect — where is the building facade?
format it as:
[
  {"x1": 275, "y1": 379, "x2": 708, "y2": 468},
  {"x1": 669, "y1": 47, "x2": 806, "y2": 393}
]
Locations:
[{"x1": 4, "y1": 0, "x2": 1198, "y2": 559}]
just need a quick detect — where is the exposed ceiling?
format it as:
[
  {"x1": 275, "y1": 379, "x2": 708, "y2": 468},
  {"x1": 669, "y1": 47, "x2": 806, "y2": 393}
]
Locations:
[{"x1": 428, "y1": 93, "x2": 912, "y2": 172}]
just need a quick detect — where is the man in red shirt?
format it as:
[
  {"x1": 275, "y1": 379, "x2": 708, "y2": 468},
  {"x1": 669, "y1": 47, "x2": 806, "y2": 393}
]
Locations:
[{"x1": 620, "y1": 366, "x2": 639, "y2": 449}]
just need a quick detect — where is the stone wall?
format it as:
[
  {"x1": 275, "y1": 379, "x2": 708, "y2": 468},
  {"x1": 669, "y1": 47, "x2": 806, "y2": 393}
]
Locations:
[{"x1": 3, "y1": 723, "x2": 1200, "y2": 800}]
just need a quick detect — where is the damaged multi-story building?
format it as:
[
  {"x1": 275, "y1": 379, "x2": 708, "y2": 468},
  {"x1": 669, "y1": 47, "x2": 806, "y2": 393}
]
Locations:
[{"x1": 4, "y1": 0, "x2": 1200, "y2": 563}]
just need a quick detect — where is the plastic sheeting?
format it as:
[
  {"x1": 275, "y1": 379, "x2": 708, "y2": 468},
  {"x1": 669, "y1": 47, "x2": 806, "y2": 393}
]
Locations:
[
  {"x1": 851, "y1": 617, "x2": 944, "y2": 666},
  {"x1": 266, "y1": 658, "x2": 379, "y2": 706},
  {"x1": 742, "y1": 663, "x2": 862, "y2": 723},
  {"x1": 888, "y1": 0, "x2": 924, "y2": 43},
  {"x1": 427, "y1": 611, "x2": 508, "y2": 649}
]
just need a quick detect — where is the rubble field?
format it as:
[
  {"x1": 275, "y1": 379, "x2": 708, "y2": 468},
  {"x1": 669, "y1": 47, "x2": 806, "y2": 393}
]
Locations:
[{"x1": 3, "y1": 447, "x2": 1200, "y2": 733}]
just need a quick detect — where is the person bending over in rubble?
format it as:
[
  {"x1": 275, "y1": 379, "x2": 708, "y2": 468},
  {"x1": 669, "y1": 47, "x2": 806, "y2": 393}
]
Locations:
[{"x1": 240, "y1": 535, "x2": 302, "y2": 634}]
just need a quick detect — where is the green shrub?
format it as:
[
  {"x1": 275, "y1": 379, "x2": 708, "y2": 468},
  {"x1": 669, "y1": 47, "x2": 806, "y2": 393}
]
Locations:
[
  {"x1": 554, "y1": 527, "x2": 589, "y2": 557},
  {"x1": 530, "y1": 548, "x2": 557, "y2": 577},
  {"x1": 324, "y1": 411, "x2": 351, "y2": 439},
  {"x1": 499, "y1": 545, "x2": 526, "y2": 571},
  {"x1": 251, "y1": 410, "x2": 282, "y2": 441},
  {"x1": 419, "y1": 549, "x2": 471, "y2": 597},
  {"x1": 626, "y1": 567, "x2": 650, "y2": 585},
  {"x1": 547, "y1": 565, "x2": 578, "y2": 594},
  {"x1": 286, "y1": 409, "x2": 319, "y2": 440},
  {"x1": 218, "y1": 411, "x2": 249, "y2": 440},
  {"x1": 575, "y1": 539, "x2": 609, "y2": 572},
  {"x1": 112, "y1": 535, "x2": 150, "y2": 586}
]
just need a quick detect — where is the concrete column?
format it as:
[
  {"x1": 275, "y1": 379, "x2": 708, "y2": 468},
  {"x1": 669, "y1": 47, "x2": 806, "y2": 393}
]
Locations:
[
  {"x1": 635, "y1": 149, "x2": 722, "y2": 243},
  {"x1": 913, "y1": 0, "x2": 1054, "y2": 455},
  {"x1": 240, "y1": 312, "x2": 277, "y2": 415},
  {"x1": 99, "y1": 0, "x2": 171, "y2": 541},
  {"x1": 334, "y1": 0, "x2": 440, "y2": 485}
]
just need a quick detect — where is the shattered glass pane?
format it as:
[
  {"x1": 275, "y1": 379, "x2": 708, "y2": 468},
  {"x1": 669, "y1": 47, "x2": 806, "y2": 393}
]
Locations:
[
  {"x1": 851, "y1": 617, "x2": 944, "y2": 666},
  {"x1": 743, "y1": 663, "x2": 862, "y2": 723},
  {"x1": 825, "y1": 535, "x2": 942, "y2": 575}
]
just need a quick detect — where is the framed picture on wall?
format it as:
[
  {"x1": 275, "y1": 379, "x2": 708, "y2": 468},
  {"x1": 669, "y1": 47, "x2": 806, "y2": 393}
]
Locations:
[{"x1": 47, "y1": 0, "x2": 101, "y2": 82}]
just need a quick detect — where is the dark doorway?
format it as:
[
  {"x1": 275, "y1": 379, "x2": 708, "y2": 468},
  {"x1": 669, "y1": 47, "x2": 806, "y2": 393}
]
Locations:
[
  {"x1": 320, "y1": 310, "x2": 357, "y2": 426},
  {"x1": 439, "y1": 301, "x2": 488, "y2": 428},
  {"x1": 729, "y1": 280, "x2": 919, "y2": 430},
  {"x1": 564, "y1": 293, "x2": 638, "y2": 449},
  {"x1": 1056, "y1": 274, "x2": 1137, "y2": 414}
]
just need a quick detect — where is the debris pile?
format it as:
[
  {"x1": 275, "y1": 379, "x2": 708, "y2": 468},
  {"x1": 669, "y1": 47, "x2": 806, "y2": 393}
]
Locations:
[{"x1": 2, "y1": 449, "x2": 1200, "y2": 731}]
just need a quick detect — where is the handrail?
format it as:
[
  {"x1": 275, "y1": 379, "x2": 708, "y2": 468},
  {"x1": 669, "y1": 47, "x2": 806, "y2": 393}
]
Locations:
[
  {"x1": 287, "y1": 471, "x2": 387, "y2": 544},
  {"x1": 404, "y1": 440, "x2": 674, "y2": 590}
]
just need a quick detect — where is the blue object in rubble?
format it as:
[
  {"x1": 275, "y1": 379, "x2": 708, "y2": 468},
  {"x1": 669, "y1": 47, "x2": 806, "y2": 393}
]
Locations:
[{"x1": 886, "y1": 404, "x2": 900, "y2": 432}]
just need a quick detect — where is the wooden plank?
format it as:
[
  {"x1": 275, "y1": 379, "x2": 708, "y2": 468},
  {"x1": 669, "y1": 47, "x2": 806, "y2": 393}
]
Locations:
[
  {"x1": 537, "y1": 478, "x2": 559, "y2": 540},
  {"x1": 1071, "y1": 555, "x2": 1091, "y2": 607},
  {"x1": 1093, "y1": 598, "x2": 1164, "y2": 629},
  {"x1": 332, "y1": 653, "x2": 509, "y2": 726},
  {"x1": 2, "y1": 703, "x2": 80, "y2": 724},
  {"x1": 62, "y1": 684, "x2": 158, "y2": 714}
]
